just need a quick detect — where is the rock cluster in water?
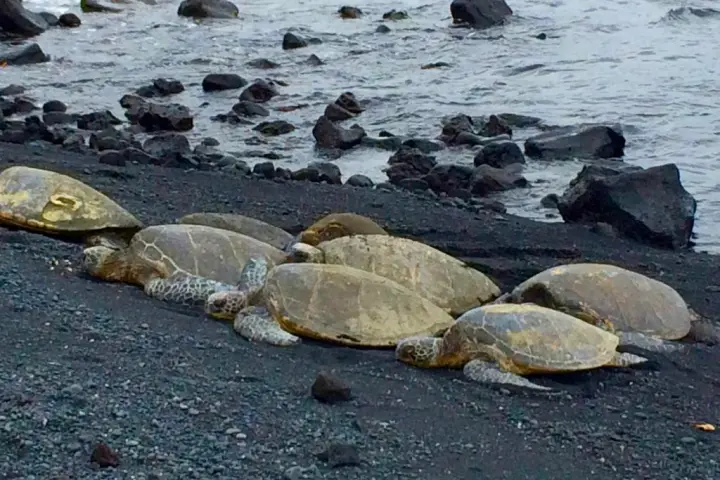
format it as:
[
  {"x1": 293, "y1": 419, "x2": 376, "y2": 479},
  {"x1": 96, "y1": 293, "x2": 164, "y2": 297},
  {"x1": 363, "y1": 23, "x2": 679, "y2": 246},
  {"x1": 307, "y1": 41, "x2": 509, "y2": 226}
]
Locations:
[{"x1": 0, "y1": 0, "x2": 699, "y2": 250}]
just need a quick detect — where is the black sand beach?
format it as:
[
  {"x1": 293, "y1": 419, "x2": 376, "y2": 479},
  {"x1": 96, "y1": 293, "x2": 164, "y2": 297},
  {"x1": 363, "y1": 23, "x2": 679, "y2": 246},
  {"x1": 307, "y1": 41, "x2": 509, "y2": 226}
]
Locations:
[{"x1": 0, "y1": 141, "x2": 718, "y2": 479}]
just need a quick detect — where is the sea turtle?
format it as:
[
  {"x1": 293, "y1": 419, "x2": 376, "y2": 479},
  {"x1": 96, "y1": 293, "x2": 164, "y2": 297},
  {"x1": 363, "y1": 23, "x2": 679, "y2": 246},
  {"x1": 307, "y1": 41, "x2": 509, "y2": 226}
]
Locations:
[
  {"x1": 0, "y1": 166, "x2": 142, "y2": 247},
  {"x1": 498, "y1": 263, "x2": 698, "y2": 352},
  {"x1": 287, "y1": 212, "x2": 388, "y2": 251},
  {"x1": 395, "y1": 302, "x2": 647, "y2": 391},
  {"x1": 288, "y1": 234, "x2": 501, "y2": 315},
  {"x1": 178, "y1": 212, "x2": 293, "y2": 250},
  {"x1": 82, "y1": 224, "x2": 286, "y2": 306},
  {"x1": 203, "y1": 257, "x2": 456, "y2": 347}
]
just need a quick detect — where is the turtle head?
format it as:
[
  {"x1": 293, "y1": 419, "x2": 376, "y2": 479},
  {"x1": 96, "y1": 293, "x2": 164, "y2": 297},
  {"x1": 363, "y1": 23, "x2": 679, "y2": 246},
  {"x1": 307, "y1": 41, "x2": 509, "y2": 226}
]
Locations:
[
  {"x1": 298, "y1": 228, "x2": 321, "y2": 246},
  {"x1": 205, "y1": 290, "x2": 249, "y2": 321},
  {"x1": 287, "y1": 242, "x2": 325, "y2": 263},
  {"x1": 81, "y1": 245, "x2": 118, "y2": 278},
  {"x1": 299, "y1": 221, "x2": 348, "y2": 246},
  {"x1": 395, "y1": 335, "x2": 444, "y2": 368}
]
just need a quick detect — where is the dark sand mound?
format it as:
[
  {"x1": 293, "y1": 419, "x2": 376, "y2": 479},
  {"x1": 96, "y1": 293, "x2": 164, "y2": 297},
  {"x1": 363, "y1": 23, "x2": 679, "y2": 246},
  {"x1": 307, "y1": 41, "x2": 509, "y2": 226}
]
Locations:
[{"x1": 0, "y1": 141, "x2": 718, "y2": 479}]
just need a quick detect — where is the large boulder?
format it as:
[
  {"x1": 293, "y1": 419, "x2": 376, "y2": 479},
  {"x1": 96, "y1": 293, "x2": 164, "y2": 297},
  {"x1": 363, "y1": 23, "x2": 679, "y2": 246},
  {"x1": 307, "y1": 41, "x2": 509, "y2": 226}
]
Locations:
[
  {"x1": 177, "y1": 0, "x2": 238, "y2": 18},
  {"x1": 450, "y1": 0, "x2": 512, "y2": 29},
  {"x1": 0, "y1": 0, "x2": 48, "y2": 37},
  {"x1": 524, "y1": 125, "x2": 626, "y2": 160},
  {"x1": 557, "y1": 163, "x2": 697, "y2": 249}
]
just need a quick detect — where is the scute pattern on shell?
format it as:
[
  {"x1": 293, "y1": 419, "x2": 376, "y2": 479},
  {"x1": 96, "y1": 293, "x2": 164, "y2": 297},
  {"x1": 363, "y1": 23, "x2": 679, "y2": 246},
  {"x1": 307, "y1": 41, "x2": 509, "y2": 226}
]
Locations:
[
  {"x1": 263, "y1": 262, "x2": 455, "y2": 347},
  {"x1": 0, "y1": 165, "x2": 142, "y2": 234},
  {"x1": 510, "y1": 263, "x2": 692, "y2": 340}
]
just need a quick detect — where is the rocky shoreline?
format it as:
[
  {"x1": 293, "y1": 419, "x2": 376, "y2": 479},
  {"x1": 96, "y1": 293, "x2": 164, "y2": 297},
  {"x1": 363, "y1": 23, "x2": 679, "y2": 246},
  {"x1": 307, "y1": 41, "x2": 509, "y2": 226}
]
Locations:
[
  {"x1": 1, "y1": 0, "x2": 703, "y2": 252},
  {"x1": 0, "y1": 77, "x2": 699, "y2": 252},
  {"x1": 0, "y1": 140, "x2": 719, "y2": 479}
]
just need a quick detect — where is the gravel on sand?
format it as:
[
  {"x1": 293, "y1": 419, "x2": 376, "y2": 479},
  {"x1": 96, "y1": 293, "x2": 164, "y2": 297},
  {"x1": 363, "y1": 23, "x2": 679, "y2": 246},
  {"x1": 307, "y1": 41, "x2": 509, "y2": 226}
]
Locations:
[{"x1": 0, "y1": 141, "x2": 719, "y2": 480}]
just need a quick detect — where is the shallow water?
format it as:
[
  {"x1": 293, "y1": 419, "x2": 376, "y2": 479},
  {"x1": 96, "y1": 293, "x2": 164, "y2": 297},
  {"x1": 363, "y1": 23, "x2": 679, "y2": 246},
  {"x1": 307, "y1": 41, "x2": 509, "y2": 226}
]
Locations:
[{"x1": 10, "y1": 0, "x2": 720, "y2": 252}]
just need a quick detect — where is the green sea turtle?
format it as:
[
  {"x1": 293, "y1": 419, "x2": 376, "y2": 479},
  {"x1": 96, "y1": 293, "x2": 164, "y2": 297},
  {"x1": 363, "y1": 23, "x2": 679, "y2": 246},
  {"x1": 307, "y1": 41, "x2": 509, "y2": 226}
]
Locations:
[
  {"x1": 289, "y1": 234, "x2": 500, "y2": 315},
  {"x1": 291, "y1": 212, "x2": 388, "y2": 248},
  {"x1": 203, "y1": 257, "x2": 456, "y2": 347},
  {"x1": 178, "y1": 212, "x2": 293, "y2": 250},
  {"x1": 82, "y1": 224, "x2": 286, "y2": 306},
  {"x1": 498, "y1": 263, "x2": 701, "y2": 352},
  {"x1": 0, "y1": 165, "x2": 143, "y2": 247},
  {"x1": 396, "y1": 303, "x2": 647, "y2": 391}
]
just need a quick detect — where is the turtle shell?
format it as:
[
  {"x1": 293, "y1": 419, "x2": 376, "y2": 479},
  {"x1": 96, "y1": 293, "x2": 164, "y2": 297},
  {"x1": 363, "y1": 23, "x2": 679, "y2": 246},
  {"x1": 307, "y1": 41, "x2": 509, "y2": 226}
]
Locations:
[
  {"x1": 263, "y1": 263, "x2": 455, "y2": 347},
  {"x1": 299, "y1": 212, "x2": 387, "y2": 246},
  {"x1": 0, "y1": 166, "x2": 142, "y2": 236},
  {"x1": 450, "y1": 303, "x2": 620, "y2": 372},
  {"x1": 127, "y1": 224, "x2": 286, "y2": 284},
  {"x1": 178, "y1": 212, "x2": 293, "y2": 250},
  {"x1": 510, "y1": 263, "x2": 691, "y2": 340},
  {"x1": 314, "y1": 234, "x2": 500, "y2": 315}
]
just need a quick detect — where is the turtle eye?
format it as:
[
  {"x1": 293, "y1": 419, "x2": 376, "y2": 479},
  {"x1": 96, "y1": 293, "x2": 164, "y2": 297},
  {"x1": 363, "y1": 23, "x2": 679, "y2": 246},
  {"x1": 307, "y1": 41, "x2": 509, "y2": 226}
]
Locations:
[{"x1": 212, "y1": 297, "x2": 225, "y2": 308}]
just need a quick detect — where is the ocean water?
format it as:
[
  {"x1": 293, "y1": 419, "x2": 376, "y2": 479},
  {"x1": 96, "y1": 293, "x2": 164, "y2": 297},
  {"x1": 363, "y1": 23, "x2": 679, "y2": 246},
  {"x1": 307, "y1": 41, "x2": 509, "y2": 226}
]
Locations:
[{"x1": 8, "y1": 0, "x2": 720, "y2": 252}]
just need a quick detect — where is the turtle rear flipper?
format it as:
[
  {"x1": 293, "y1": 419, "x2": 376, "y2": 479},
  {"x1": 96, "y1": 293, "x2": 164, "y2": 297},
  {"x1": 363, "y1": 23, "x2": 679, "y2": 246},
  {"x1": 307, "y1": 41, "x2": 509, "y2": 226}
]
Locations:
[
  {"x1": 145, "y1": 272, "x2": 234, "y2": 306},
  {"x1": 233, "y1": 305, "x2": 300, "y2": 346},
  {"x1": 462, "y1": 359, "x2": 551, "y2": 391},
  {"x1": 617, "y1": 331, "x2": 684, "y2": 353},
  {"x1": 606, "y1": 351, "x2": 647, "y2": 367},
  {"x1": 687, "y1": 310, "x2": 720, "y2": 345}
]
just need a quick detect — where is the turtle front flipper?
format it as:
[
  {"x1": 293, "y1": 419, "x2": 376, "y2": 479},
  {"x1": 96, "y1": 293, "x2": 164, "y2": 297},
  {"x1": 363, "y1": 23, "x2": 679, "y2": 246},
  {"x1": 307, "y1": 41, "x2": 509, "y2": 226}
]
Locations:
[
  {"x1": 237, "y1": 257, "x2": 269, "y2": 291},
  {"x1": 233, "y1": 305, "x2": 301, "y2": 346},
  {"x1": 145, "y1": 272, "x2": 234, "y2": 306},
  {"x1": 616, "y1": 331, "x2": 683, "y2": 353},
  {"x1": 463, "y1": 359, "x2": 552, "y2": 391}
]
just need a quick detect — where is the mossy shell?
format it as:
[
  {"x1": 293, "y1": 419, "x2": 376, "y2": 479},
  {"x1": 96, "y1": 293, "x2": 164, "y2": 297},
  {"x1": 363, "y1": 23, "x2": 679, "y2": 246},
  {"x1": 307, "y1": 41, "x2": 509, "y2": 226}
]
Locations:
[
  {"x1": 263, "y1": 263, "x2": 455, "y2": 347},
  {"x1": 0, "y1": 166, "x2": 142, "y2": 239},
  {"x1": 178, "y1": 212, "x2": 293, "y2": 250},
  {"x1": 308, "y1": 234, "x2": 500, "y2": 315},
  {"x1": 509, "y1": 263, "x2": 691, "y2": 340}
]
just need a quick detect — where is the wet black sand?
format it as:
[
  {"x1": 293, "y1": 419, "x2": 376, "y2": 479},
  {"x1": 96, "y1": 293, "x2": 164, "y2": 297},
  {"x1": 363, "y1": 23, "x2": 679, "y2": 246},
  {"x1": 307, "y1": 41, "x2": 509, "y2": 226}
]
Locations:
[{"x1": 0, "y1": 141, "x2": 718, "y2": 479}]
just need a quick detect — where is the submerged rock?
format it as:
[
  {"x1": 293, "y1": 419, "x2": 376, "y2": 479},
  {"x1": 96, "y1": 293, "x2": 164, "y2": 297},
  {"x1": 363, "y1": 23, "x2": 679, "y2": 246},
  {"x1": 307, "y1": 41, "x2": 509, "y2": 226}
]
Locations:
[
  {"x1": 282, "y1": 32, "x2": 307, "y2": 50},
  {"x1": 525, "y1": 125, "x2": 626, "y2": 160},
  {"x1": 232, "y1": 101, "x2": 269, "y2": 117},
  {"x1": 135, "y1": 78, "x2": 185, "y2": 98},
  {"x1": 0, "y1": 43, "x2": 49, "y2": 66},
  {"x1": 338, "y1": 5, "x2": 362, "y2": 18},
  {"x1": 450, "y1": 0, "x2": 512, "y2": 29},
  {"x1": 383, "y1": 9, "x2": 408, "y2": 20},
  {"x1": 253, "y1": 120, "x2": 295, "y2": 136},
  {"x1": 202, "y1": 73, "x2": 247, "y2": 92},
  {"x1": 239, "y1": 79, "x2": 279, "y2": 103},
  {"x1": 81, "y1": 0, "x2": 122, "y2": 13},
  {"x1": 177, "y1": 0, "x2": 238, "y2": 18},
  {"x1": 558, "y1": 163, "x2": 696, "y2": 249}
]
